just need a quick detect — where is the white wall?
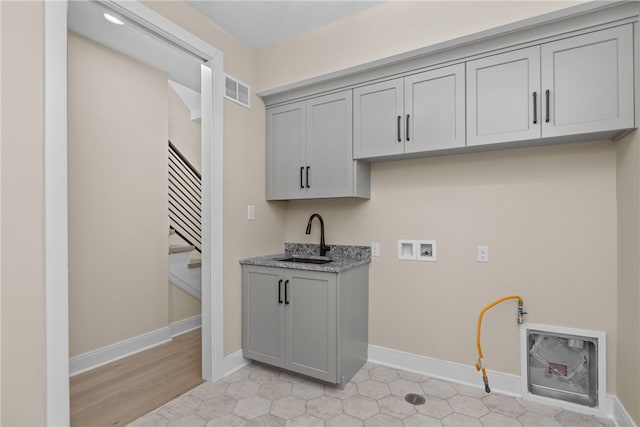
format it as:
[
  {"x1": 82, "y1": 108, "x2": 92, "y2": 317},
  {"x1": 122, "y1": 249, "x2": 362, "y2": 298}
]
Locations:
[{"x1": 68, "y1": 32, "x2": 169, "y2": 356}]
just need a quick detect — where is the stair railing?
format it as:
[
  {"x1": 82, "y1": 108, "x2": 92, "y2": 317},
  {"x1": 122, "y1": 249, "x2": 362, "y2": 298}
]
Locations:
[{"x1": 168, "y1": 140, "x2": 201, "y2": 252}]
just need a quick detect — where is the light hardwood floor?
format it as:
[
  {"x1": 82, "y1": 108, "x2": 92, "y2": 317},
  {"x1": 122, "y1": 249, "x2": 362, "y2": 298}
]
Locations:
[{"x1": 70, "y1": 329, "x2": 203, "y2": 426}]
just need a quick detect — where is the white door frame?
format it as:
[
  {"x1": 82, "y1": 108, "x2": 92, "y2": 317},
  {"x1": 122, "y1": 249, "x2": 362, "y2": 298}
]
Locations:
[{"x1": 43, "y1": 2, "x2": 225, "y2": 424}]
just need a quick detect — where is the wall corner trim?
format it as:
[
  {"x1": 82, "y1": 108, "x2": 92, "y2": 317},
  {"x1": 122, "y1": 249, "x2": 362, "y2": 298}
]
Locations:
[
  {"x1": 223, "y1": 350, "x2": 250, "y2": 378},
  {"x1": 611, "y1": 395, "x2": 638, "y2": 427}
]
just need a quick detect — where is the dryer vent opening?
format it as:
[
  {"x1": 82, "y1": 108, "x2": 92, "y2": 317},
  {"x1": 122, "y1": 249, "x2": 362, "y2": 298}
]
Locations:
[{"x1": 523, "y1": 325, "x2": 605, "y2": 415}]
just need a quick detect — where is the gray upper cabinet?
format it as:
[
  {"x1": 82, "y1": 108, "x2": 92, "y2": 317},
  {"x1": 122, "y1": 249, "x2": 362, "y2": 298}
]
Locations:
[
  {"x1": 353, "y1": 79, "x2": 404, "y2": 158},
  {"x1": 266, "y1": 102, "x2": 306, "y2": 200},
  {"x1": 404, "y1": 64, "x2": 466, "y2": 153},
  {"x1": 267, "y1": 90, "x2": 370, "y2": 200},
  {"x1": 467, "y1": 46, "x2": 541, "y2": 146},
  {"x1": 354, "y1": 63, "x2": 465, "y2": 159},
  {"x1": 541, "y1": 25, "x2": 634, "y2": 137},
  {"x1": 468, "y1": 24, "x2": 634, "y2": 147}
]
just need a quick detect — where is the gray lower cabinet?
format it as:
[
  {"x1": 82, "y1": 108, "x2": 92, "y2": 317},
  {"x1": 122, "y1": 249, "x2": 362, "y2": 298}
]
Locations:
[
  {"x1": 266, "y1": 90, "x2": 370, "y2": 200},
  {"x1": 467, "y1": 24, "x2": 634, "y2": 146},
  {"x1": 242, "y1": 264, "x2": 369, "y2": 385}
]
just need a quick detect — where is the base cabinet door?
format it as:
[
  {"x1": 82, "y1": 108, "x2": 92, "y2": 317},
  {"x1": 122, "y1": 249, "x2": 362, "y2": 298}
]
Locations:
[
  {"x1": 285, "y1": 270, "x2": 337, "y2": 382},
  {"x1": 242, "y1": 266, "x2": 285, "y2": 367}
]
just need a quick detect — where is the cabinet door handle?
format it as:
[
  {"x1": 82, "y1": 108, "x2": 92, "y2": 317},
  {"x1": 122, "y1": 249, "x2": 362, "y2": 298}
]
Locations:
[
  {"x1": 284, "y1": 280, "x2": 290, "y2": 304},
  {"x1": 532, "y1": 92, "x2": 537, "y2": 124},
  {"x1": 306, "y1": 166, "x2": 310, "y2": 188},
  {"x1": 300, "y1": 167, "x2": 304, "y2": 189},
  {"x1": 397, "y1": 116, "x2": 401, "y2": 142},
  {"x1": 406, "y1": 114, "x2": 410, "y2": 141},
  {"x1": 545, "y1": 89, "x2": 550, "y2": 123},
  {"x1": 278, "y1": 279, "x2": 283, "y2": 304}
]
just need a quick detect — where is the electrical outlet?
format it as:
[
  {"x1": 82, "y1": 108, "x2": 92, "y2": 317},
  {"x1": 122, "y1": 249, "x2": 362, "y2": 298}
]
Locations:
[
  {"x1": 477, "y1": 246, "x2": 489, "y2": 263},
  {"x1": 247, "y1": 205, "x2": 255, "y2": 221},
  {"x1": 371, "y1": 242, "x2": 380, "y2": 257}
]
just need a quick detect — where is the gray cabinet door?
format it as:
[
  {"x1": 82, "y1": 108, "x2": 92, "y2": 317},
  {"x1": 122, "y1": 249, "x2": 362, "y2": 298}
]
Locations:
[
  {"x1": 541, "y1": 25, "x2": 634, "y2": 137},
  {"x1": 267, "y1": 102, "x2": 306, "y2": 200},
  {"x1": 242, "y1": 266, "x2": 285, "y2": 367},
  {"x1": 405, "y1": 64, "x2": 466, "y2": 153},
  {"x1": 354, "y1": 78, "x2": 404, "y2": 159},
  {"x1": 285, "y1": 270, "x2": 337, "y2": 383},
  {"x1": 306, "y1": 91, "x2": 354, "y2": 198},
  {"x1": 467, "y1": 46, "x2": 541, "y2": 146}
]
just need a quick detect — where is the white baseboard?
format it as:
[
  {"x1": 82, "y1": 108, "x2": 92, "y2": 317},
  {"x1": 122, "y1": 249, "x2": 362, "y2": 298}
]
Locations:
[
  {"x1": 611, "y1": 395, "x2": 637, "y2": 427},
  {"x1": 70, "y1": 316, "x2": 202, "y2": 377},
  {"x1": 171, "y1": 315, "x2": 202, "y2": 337},
  {"x1": 223, "y1": 350, "x2": 250, "y2": 377},
  {"x1": 368, "y1": 344, "x2": 521, "y2": 396}
]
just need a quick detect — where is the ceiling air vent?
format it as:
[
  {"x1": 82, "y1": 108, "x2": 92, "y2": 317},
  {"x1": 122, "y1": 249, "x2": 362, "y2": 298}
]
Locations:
[{"x1": 225, "y1": 74, "x2": 250, "y2": 108}]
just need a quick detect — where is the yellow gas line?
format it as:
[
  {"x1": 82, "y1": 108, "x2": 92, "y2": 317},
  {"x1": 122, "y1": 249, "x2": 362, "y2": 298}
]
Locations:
[{"x1": 475, "y1": 295, "x2": 526, "y2": 393}]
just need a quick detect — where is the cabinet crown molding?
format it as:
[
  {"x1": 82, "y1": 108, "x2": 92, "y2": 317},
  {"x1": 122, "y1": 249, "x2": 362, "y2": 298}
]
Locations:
[{"x1": 258, "y1": 1, "x2": 637, "y2": 108}]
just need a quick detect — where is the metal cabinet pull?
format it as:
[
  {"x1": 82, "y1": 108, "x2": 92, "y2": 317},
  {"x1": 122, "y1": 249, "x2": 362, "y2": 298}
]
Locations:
[
  {"x1": 397, "y1": 116, "x2": 401, "y2": 142},
  {"x1": 284, "y1": 280, "x2": 290, "y2": 304},
  {"x1": 545, "y1": 90, "x2": 550, "y2": 123},
  {"x1": 306, "y1": 166, "x2": 310, "y2": 188},
  {"x1": 406, "y1": 114, "x2": 410, "y2": 141},
  {"x1": 300, "y1": 167, "x2": 304, "y2": 189},
  {"x1": 278, "y1": 279, "x2": 283, "y2": 304},
  {"x1": 533, "y1": 92, "x2": 537, "y2": 124}
]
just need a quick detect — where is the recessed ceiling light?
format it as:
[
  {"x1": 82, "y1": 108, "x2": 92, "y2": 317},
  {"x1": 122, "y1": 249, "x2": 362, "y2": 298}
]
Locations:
[{"x1": 103, "y1": 13, "x2": 124, "y2": 26}]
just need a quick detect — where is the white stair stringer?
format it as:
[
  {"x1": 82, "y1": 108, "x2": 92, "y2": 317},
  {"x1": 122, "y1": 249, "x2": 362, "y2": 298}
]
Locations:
[{"x1": 169, "y1": 250, "x2": 201, "y2": 300}]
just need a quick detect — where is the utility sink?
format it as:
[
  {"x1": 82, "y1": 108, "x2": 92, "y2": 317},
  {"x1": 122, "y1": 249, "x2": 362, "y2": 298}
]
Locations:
[{"x1": 278, "y1": 256, "x2": 333, "y2": 265}]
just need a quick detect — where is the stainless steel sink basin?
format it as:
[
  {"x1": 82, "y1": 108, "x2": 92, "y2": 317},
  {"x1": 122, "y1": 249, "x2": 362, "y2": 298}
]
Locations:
[{"x1": 278, "y1": 256, "x2": 333, "y2": 265}]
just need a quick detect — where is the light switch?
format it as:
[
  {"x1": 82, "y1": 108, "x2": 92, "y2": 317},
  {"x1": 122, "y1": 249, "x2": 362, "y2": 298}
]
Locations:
[
  {"x1": 477, "y1": 246, "x2": 489, "y2": 263},
  {"x1": 247, "y1": 205, "x2": 255, "y2": 221},
  {"x1": 371, "y1": 242, "x2": 380, "y2": 257}
]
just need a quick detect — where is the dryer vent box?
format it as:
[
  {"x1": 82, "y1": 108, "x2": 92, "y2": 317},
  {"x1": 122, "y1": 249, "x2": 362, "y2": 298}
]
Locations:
[{"x1": 525, "y1": 326, "x2": 604, "y2": 412}]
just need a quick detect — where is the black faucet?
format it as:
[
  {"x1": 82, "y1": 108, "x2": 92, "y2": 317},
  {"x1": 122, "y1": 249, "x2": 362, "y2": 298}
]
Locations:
[{"x1": 305, "y1": 213, "x2": 330, "y2": 257}]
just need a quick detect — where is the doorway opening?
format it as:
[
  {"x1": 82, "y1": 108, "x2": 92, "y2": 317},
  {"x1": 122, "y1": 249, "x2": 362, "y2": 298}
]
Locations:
[{"x1": 44, "y1": 2, "x2": 225, "y2": 424}]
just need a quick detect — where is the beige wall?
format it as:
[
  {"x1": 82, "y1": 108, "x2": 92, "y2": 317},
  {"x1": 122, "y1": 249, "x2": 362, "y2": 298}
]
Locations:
[
  {"x1": 259, "y1": 0, "x2": 619, "y2": 393},
  {"x1": 256, "y1": 0, "x2": 584, "y2": 92},
  {"x1": 0, "y1": 2, "x2": 46, "y2": 425},
  {"x1": 145, "y1": 1, "x2": 287, "y2": 356},
  {"x1": 285, "y1": 142, "x2": 618, "y2": 388},
  {"x1": 616, "y1": 132, "x2": 640, "y2": 422},
  {"x1": 68, "y1": 32, "x2": 169, "y2": 356},
  {"x1": 169, "y1": 282, "x2": 201, "y2": 323},
  {"x1": 169, "y1": 84, "x2": 201, "y2": 171}
]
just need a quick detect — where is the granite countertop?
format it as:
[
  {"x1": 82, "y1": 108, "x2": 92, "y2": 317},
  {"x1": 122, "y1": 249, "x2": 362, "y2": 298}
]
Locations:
[{"x1": 239, "y1": 243, "x2": 371, "y2": 273}]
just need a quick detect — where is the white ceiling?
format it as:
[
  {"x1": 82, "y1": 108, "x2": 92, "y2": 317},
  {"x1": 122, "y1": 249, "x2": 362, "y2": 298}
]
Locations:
[
  {"x1": 186, "y1": 1, "x2": 386, "y2": 50},
  {"x1": 68, "y1": 1, "x2": 204, "y2": 91}
]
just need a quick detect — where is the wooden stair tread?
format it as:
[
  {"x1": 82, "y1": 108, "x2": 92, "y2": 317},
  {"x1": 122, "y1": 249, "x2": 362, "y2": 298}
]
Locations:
[{"x1": 169, "y1": 244, "x2": 196, "y2": 254}]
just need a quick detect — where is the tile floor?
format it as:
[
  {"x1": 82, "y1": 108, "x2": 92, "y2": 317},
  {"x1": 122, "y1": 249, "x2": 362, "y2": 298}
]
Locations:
[{"x1": 128, "y1": 362, "x2": 613, "y2": 427}]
